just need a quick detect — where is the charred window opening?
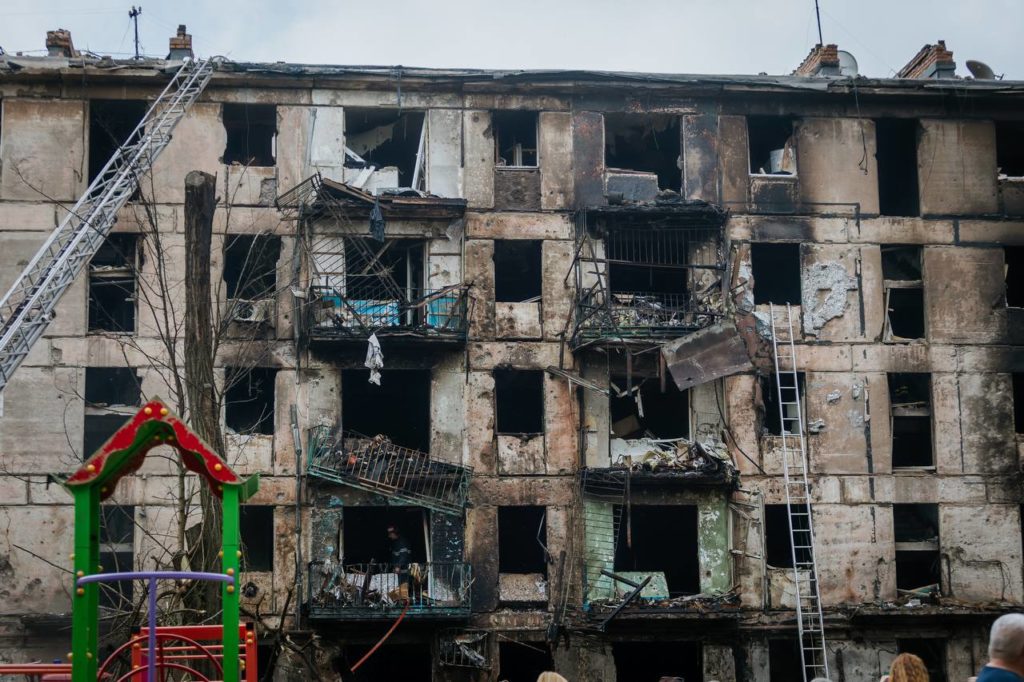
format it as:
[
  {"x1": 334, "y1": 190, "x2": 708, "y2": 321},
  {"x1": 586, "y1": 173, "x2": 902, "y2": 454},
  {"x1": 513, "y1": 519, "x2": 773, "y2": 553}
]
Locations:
[
  {"x1": 1014, "y1": 374, "x2": 1024, "y2": 433},
  {"x1": 499, "y1": 641, "x2": 554, "y2": 682},
  {"x1": 493, "y1": 111, "x2": 538, "y2": 167},
  {"x1": 85, "y1": 367, "x2": 141, "y2": 407},
  {"x1": 748, "y1": 116, "x2": 796, "y2": 175},
  {"x1": 613, "y1": 505, "x2": 699, "y2": 596},
  {"x1": 240, "y1": 505, "x2": 274, "y2": 572},
  {"x1": 494, "y1": 240, "x2": 542, "y2": 303},
  {"x1": 751, "y1": 243, "x2": 801, "y2": 305},
  {"x1": 224, "y1": 367, "x2": 276, "y2": 435},
  {"x1": 889, "y1": 373, "x2": 933, "y2": 468},
  {"x1": 337, "y1": 643, "x2": 431, "y2": 682},
  {"x1": 498, "y1": 506, "x2": 548, "y2": 576},
  {"x1": 89, "y1": 100, "x2": 147, "y2": 185},
  {"x1": 612, "y1": 642, "x2": 702, "y2": 682},
  {"x1": 344, "y1": 108, "x2": 426, "y2": 189},
  {"x1": 89, "y1": 234, "x2": 138, "y2": 333},
  {"x1": 764, "y1": 503, "x2": 811, "y2": 568},
  {"x1": 761, "y1": 372, "x2": 805, "y2": 436},
  {"x1": 224, "y1": 235, "x2": 281, "y2": 301},
  {"x1": 84, "y1": 414, "x2": 128, "y2": 458},
  {"x1": 769, "y1": 639, "x2": 808, "y2": 682},
  {"x1": 610, "y1": 376, "x2": 689, "y2": 440},
  {"x1": 222, "y1": 103, "x2": 276, "y2": 167},
  {"x1": 341, "y1": 369, "x2": 431, "y2": 452},
  {"x1": 997, "y1": 121, "x2": 1024, "y2": 178},
  {"x1": 1005, "y1": 247, "x2": 1024, "y2": 308},
  {"x1": 898, "y1": 639, "x2": 947, "y2": 681},
  {"x1": 99, "y1": 505, "x2": 135, "y2": 610},
  {"x1": 494, "y1": 368, "x2": 544, "y2": 435},
  {"x1": 341, "y1": 506, "x2": 428, "y2": 566},
  {"x1": 883, "y1": 246, "x2": 925, "y2": 340},
  {"x1": 894, "y1": 503, "x2": 941, "y2": 592},
  {"x1": 876, "y1": 119, "x2": 920, "y2": 217},
  {"x1": 604, "y1": 113, "x2": 681, "y2": 190}
]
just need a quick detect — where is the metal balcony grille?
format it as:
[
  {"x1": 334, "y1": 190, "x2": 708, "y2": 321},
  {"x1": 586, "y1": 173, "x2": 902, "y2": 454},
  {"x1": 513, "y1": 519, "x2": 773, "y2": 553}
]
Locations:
[
  {"x1": 306, "y1": 427, "x2": 471, "y2": 516},
  {"x1": 307, "y1": 283, "x2": 469, "y2": 341},
  {"x1": 308, "y1": 560, "x2": 472, "y2": 620}
]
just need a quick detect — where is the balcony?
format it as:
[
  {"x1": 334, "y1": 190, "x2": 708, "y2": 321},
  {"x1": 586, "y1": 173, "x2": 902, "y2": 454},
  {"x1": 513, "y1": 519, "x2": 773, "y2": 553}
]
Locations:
[
  {"x1": 305, "y1": 284, "x2": 470, "y2": 347},
  {"x1": 306, "y1": 427, "x2": 471, "y2": 516},
  {"x1": 308, "y1": 560, "x2": 472, "y2": 621}
]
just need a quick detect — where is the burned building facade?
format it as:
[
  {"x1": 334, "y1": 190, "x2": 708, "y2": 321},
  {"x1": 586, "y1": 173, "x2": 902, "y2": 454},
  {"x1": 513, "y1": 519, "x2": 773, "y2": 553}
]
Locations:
[{"x1": 0, "y1": 32, "x2": 1022, "y2": 681}]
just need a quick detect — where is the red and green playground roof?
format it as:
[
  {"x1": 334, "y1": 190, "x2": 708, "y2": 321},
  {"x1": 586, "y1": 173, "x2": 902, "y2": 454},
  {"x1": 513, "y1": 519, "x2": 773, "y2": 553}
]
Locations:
[{"x1": 65, "y1": 398, "x2": 258, "y2": 502}]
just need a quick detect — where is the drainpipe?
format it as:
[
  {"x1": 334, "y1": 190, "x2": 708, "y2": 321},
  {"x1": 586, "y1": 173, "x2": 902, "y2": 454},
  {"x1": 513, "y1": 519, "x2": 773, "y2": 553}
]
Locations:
[{"x1": 291, "y1": 404, "x2": 303, "y2": 628}]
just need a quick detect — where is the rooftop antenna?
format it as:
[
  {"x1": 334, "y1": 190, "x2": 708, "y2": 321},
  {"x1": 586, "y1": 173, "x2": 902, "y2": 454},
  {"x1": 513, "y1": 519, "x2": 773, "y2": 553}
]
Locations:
[
  {"x1": 129, "y1": 6, "x2": 142, "y2": 59},
  {"x1": 814, "y1": 0, "x2": 824, "y2": 45}
]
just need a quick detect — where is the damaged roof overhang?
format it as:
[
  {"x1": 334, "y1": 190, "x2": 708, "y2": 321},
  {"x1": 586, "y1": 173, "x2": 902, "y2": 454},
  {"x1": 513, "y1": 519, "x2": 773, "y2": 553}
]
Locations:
[
  {"x1": 5, "y1": 55, "x2": 1024, "y2": 100},
  {"x1": 310, "y1": 177, "x2": 466, "y2": 221}
]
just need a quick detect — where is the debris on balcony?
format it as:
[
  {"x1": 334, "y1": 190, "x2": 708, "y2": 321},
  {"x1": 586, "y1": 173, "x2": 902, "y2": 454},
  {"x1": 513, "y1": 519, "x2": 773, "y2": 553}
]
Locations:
[
  {"x1": 586, "y1": 588, "x2": 741, "y2": 615},
  {"x1": 597, "y1": 436, "x2": 738, "y2": 487},
  {"x1": 439, "y1": 630, "x2": 490, "y2": 669}
]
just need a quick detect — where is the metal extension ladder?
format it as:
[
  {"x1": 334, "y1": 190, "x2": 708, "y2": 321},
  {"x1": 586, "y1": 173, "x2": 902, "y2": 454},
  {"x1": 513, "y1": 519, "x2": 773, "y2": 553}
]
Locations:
[
  {"x1": 769, "y1": 303, "x2": 829, "y2": 681},
  {"x1": 0, "y1": 58, "x2": 215, "y2": 391}
]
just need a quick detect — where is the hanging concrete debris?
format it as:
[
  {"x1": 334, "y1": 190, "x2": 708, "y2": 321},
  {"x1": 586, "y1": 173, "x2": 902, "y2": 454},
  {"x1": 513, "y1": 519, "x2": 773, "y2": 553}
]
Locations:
[{"x1": 661, "y1": 320, "x2": 754, "y2": 391}]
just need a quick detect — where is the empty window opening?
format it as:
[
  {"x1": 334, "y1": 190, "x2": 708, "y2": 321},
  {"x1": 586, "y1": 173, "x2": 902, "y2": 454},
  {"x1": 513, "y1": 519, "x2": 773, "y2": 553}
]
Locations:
[
  {"x1": 769, "y1": 639, "x2": 810, "y2": 682},
  {"x1": 89, "y1": 234, "x2": 138, "y2": 333},
  {"x1": 494, "y1": 240, "x2": 542, "y2": 303},
  {"x1": 1014, "y1": 374, "x2": 1024, "y2": 433},
  {"x1": 751, "y1": 243, "x2": 801, "y2": 305},
  {"x1": 764, "y1": 504, "x2": 811, "y2": 568},
  {"x1": 85, "y1": 367, "x2": 141, "y2": 408},
  {"x1": 499, "y1": 641, "x2": 553, "y2": 682},
  {"x1": 224, "y1": 367, "x2": 276, "y2": 435},
  {"x1": 341, "y1": 369, "x2": 431, "y2": 452},
  {"x1": 224, "y1": 235, "x2": 281, "y2": 301},
  {"x1": 494, "y1": 111, "x2": 538, "y2": 167},
  {"x1": 897, "y1": 639, "x2": 947, "y2": 682},
  {"x1": 894, "y1": 503, "x2": 940, "y2": 591},
  {"x1": 748, "y1": 116, "x2": 796, "y2": 175},
  {"x1": 612, "y1": 641, "x2": 702, "y2": 682},
  {"x1": 344, "y1": 108, "x2": 426, "y2": 188},
  {"x1": 89, "y1": 100, "x2": 147, "y2": 185},
  {"x1": 876, "y1": 119, "x2": 920, "y2": 217},
  {"x1": 997, "y1": 121, "x2": 1024, "y2": 178},
  {"x1": 84, "y1": 414, "x2": 128, "y2": 458},
  {"x1": 610, "y1": 376, "x2": 689, "y2": 440},
  {"x1": 606, "y1": 229, "x2": 690, "y2": 309},
  {"x1": 498, "y1": 506, "x2": 548, "y2": 576},
  {"x1": 336, "y1": 643, "x2": 431, "y2": 682},
  {"x1": 340, "y1": 506, "x2": 428, "y2": 567},
  {"x1": 1006, "y1": 247, "x2": 1024, "y2": 308},
  {"x1": 882, "y1": 245, "x2": 925, "y2": 340},
  {"x1": 761, "y1": 372, "x2": 806, "y2": 436},
  {"x1": 614, "y1": 505, "x2": 699, "y2": 596},
  {"x1": 222, "y1": 103, "x2": 276, "y2": 167},
  {"x1": 494, "y1": 369, "x2": 544, "y2": 435},
  {"x1": 882, "y1": 245, "x2": 923, "y2": 281},
  {"x1": 604, "y1": 113, "x2": 681, "y2": 190},
  {"x1": 99, "y1": 505, "x2": 134, "y2": 610},
  {"x1": 889, "y1": 373, "x2": 933, "y2": 468},
  {"x1": 240, "y1": 505, "x2": 274, "y2": 572}
]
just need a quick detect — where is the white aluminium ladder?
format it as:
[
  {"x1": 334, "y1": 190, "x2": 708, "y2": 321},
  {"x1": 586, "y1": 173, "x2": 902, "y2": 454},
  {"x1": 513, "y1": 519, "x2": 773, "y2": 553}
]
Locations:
[
  {"x1": 769, "y1": 302, "x2": 829, "y2": 681},
  {"x1": 0, "y1": 58, "x2": 214, "y2": 391}
]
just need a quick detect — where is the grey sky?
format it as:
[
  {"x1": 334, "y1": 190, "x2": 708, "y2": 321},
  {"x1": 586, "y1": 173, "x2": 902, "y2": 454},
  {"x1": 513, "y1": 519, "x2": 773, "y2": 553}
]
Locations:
[{"x1": 1, "y1": 0, "x2": 1020, "y2": 79}]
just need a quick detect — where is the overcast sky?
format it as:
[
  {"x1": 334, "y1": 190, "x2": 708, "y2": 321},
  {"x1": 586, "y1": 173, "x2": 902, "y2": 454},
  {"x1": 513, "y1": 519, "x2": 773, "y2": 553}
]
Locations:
[{"x1": 1, "y1": 0, "x2": 1020, "y2": 79}]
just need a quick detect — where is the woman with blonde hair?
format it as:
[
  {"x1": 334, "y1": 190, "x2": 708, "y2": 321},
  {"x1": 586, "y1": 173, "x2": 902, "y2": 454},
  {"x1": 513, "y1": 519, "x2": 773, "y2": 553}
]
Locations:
[{"x1": 880, "y1": 652, "x2": 929, "y2": 682}]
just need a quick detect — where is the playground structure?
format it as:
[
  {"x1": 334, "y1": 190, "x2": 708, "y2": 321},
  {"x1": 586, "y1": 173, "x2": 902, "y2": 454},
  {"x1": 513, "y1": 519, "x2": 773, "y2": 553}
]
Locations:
[{"x1": 0, "y1": 398, "x2": 260, "y2": 682}]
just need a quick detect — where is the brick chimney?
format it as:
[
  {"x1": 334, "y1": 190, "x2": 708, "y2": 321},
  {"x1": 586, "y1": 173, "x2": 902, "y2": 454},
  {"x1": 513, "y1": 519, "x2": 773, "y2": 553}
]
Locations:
[
  {"x1": 898, "y1": 40, "x2": 956, "y2": 79},
  {"x1": 45, "y1": 29, "x2": 77, "y2": 58},
  {"x1": 794, "y1": 44, "x2": 841, "y2": 77},
  {"x1": 168, "y1": 24, "x2": 193, "y2": 60}
]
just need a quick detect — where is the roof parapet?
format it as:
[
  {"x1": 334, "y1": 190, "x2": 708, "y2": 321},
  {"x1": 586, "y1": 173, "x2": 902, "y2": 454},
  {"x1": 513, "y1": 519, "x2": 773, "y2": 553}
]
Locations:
[
  {"x1": 898, "y1": 40, "x2": 956, "y2": 79},
  {"x1": 794, "y1": 43, "x2": 841, "y2": 77}
]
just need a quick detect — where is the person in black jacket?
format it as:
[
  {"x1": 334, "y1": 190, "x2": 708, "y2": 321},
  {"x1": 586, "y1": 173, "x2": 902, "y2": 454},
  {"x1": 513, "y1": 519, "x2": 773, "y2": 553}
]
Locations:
[{"x1": 387, "y1": 524, "x2": 412, "y2": 597}]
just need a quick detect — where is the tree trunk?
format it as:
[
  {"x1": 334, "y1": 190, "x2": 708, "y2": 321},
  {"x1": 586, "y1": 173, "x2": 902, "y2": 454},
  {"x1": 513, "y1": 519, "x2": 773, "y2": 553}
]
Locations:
[{"x1": 183, "y1": 170, "x2": 224, "y2": 617}]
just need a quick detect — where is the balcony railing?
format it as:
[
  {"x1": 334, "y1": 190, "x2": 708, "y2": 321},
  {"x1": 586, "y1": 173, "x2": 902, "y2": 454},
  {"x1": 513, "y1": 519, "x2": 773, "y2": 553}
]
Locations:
[
  {"x1": 305, "y1": 284, "x2": 469, "y2": 345},
  {"x1": 306, "y1": 427, "x2": 471, "y2": 516},
  {"x1": 575, "y1": 290, "x2": 723, "y2": 342},
  {"x1": 308, "y1": 560, "x2": 472, "y2": 620}
]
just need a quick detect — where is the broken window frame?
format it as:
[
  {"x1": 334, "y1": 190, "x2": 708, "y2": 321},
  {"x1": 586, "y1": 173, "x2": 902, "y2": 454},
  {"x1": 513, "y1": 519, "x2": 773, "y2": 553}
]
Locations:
[
  {"x1": 876, "y1": 118, "x2": 921, "y2": 217},
  {"x1": 893, "y1": 503, "x2": 942, "y2": 595},
  {"x1": 747, "y1": 115, "x2": 797, "y2": 176},
  {"x1": 497, "y1": 506, "x2": 549, "y2": 577},
  {"x1": 493, "y1": 110, "x2": 539, "y2": 168},
  {"x1": 88, "y1": 99, "x2": 148, "y2": 189},
  {"x1": 882, "y1": 245, "x2": 925, "y2": 341},
  {"x1": 493, "y1": 239, "x2": 543, "y2": 303},
  {"x1": 222, "y1": 103, "x2": 277, "y2": 167},
  {"x1": 343, "y1": 108, "x2": 426, "y2": 191},
  {"x1": 239, "y1": 505, "x2": 275, "y2": 572},
  {"x1": 224, "y1": 366, "x2": 277, "y2": 436},
  {"x1": 996, "y1": 121, "x2": 1024, "y2": 179},
  {"x1": 761, "y1": 372, "x2": 806, "y2": 437},
  {"x1": 603, "y1": 113, "x2": 682, "y2": 191},
  {"x1": 88, "y1": 234, "x2": 140, "y2": 334},
  {"x1": 888, "y1": 373, "x2": 934, "y2": 470},
  {"x1": 99, "y1": 505, "x2": 135, "y2": 610},
  {"x1": 83, "y1": 366, "x2": 142, "y2": 458},
  {"x1": 494, "y1": 368, "x2": 545, "y2": 436},
  {"x1": 751, "y1": 242, "x2": 802, "y2": 306}
]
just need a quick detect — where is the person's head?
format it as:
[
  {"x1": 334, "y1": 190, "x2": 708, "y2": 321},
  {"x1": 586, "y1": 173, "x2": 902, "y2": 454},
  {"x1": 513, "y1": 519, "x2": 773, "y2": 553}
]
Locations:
[
  {"x1": 989, "y1": 614, "x2": 1024, "y2": 666},
  {"x1": 889, "y1": 653, "x2": 928, "y2": 682},
  {"x1": 386, "y1": 525, "x2": 399, "y2": 540}
]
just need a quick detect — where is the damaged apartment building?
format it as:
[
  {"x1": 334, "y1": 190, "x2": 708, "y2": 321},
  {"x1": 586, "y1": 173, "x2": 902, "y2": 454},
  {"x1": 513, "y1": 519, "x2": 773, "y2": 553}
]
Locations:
[{"x1": 1, "y1": 27, "x2": 1024, "y2": 681}]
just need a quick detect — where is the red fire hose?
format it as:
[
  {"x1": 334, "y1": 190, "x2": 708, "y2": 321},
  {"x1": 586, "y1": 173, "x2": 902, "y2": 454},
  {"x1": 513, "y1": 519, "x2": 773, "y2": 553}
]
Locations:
[{"x1": 349, "y1": 601, "x2": 411, "y2": 673}]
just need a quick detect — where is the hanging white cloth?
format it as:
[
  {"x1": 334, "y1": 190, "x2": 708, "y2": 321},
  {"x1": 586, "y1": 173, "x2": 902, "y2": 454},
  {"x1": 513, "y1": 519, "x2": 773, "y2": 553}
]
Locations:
[{"x1": 365, "y1": 333, "x2": 384, "y2": 385}]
